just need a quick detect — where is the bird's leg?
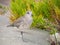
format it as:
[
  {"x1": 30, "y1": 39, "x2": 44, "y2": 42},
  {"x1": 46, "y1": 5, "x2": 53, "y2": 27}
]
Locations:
[{"x1": 21, "y1": 31, "x2": 24, "y2": 41}]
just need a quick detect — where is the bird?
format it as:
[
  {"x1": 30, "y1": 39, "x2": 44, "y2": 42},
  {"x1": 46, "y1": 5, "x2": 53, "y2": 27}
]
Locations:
[
  {"x1": 7, "y1": 11, "x2": 33, "y2": 29},
  {"x1": 7, "y1": 11, "x2": 33, "y2": 41}
]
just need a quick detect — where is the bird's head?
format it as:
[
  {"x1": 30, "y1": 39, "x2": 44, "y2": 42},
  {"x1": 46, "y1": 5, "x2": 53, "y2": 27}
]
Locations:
[{"x1": 26, "y1": 11, "x2": 33, "y2": 16}]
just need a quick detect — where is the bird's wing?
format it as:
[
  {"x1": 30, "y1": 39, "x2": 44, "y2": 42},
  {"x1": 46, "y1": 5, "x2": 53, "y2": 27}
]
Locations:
[{"x1": 14, "y1": 16, "x2": 25, "y2": 24}]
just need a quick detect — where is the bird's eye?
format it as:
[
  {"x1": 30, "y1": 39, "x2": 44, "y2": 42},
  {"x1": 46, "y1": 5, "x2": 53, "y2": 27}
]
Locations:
[{"x1": 27, "y1": 12, "x2": 29, "y2": 14}]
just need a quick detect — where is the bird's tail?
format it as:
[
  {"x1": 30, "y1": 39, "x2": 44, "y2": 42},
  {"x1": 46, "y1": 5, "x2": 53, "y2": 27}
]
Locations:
[{"x1": 7, "y1": 23, "x2": 14, "y2": 27}]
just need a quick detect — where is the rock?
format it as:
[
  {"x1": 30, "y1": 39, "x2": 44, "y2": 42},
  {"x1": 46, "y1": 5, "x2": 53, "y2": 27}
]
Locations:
[
  {"x1": 0, "y1": 0, "x2": 10, "y2": 6},
  {"x1": 0, "y1": 11, "x2": 10, "y2": 26},
  {"x1": 49, "y1": 33, "x2": 60, "y2": 45},
  {"x1": 0, "y1": 27, "x2": 50, "y2": 45}
]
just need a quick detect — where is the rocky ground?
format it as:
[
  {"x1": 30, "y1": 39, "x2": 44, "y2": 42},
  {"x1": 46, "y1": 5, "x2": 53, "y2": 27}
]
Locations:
[
  {"x1": 0, "y1": 0, "x2": 10, "y2": 6},
  {"x1": 0, "y1": 26, "x2": 50, "y2": 45}
]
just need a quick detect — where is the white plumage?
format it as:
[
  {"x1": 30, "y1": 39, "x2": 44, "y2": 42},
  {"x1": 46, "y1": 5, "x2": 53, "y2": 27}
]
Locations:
[{"x1": 8, "y1": 11, "x2": 33, "y2": 29}]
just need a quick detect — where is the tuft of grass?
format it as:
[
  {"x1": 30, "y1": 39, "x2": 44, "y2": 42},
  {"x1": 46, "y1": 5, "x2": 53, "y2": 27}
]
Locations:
[{"x1": 10, "y1": 0, "x2": 60, "y2": 30}]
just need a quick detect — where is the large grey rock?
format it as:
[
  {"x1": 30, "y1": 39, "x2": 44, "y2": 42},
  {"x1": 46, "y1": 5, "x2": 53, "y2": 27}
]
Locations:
[
  {"x1": 0, "y1": 11, "x2": 10, "y2": 26},
  {"x1": 0, "y1": 26, "x2": 50, "y2": 45}
]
